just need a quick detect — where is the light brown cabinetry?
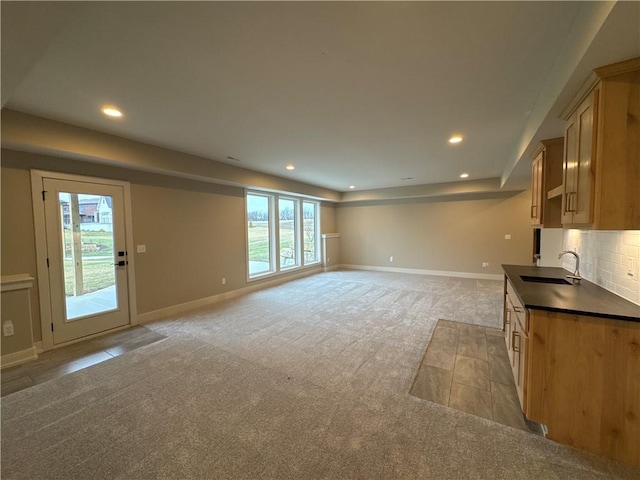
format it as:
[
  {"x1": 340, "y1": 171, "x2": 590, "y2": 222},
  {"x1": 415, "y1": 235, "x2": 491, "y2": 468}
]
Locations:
[
  {"x1": 561, "y1": 57, "x2": 640, "y2": 229},
  {"x1": 530, "y1": 138, "x2": 563, "y2": 227},
  {"x1": 526, "y1": 310, "x2": 640, "y2": 467},
  {"x1": 503, "y1": 279, "x2": 528, "y2": 412},
  {"x1": 502, "y1": 276, "x2": 640, "y2": 467}
]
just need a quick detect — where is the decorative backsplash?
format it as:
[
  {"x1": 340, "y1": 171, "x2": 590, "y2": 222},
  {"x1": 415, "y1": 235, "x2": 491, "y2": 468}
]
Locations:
[{"x1": 563, "y1": 230, "x2": 640, "y2": 305}]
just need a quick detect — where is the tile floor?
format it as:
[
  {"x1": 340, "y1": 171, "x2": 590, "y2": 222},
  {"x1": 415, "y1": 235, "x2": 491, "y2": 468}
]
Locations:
[
  {"x1": 1, "y1": 325, "x2": 166, "y2": 397},
  {"x1": 410, "y1": 319, "x2": 542, "y2": 434}
]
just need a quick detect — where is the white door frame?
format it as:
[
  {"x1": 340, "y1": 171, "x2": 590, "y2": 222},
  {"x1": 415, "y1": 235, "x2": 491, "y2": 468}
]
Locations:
[{"x1": 30, "y1": 170, "x2": 138, "y2": 351}]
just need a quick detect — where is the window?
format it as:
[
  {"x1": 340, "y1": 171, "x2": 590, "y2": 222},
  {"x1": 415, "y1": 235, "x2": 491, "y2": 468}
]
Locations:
[
  {"x1": 247, "y1": 193, "x2": 273, "y2": 277},
  {"x1": 279, "y1": 198, "x2": 299, "y2": 269},
  {"x1": 246, "y1": 191, "x2": 320, "y2": 279},
  {"x1": 303, "y1": 201, "x2": 319, "y2": 263}
]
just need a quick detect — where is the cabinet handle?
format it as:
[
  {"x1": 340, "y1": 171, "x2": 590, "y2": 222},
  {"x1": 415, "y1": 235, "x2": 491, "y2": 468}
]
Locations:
[
  {"x1": 512, "y1": 331, "x2": 519, "y2": 352},
  {"x1": 513, "y1": 306, "x2": 523, "y2": 313},
  {"x1": 566, "y1": 192, "x2": 576, "y2": 213},
  {"x1": 530, "y1": 205, "x2": 537, "y2": 219},
  {"x1": 505, "y1": 309, "x2": 511, "y2": 325}
]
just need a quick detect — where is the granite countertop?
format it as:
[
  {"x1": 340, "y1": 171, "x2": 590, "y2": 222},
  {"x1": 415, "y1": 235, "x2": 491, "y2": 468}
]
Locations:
[{"x1": 502, "y1": 264, "x2": 640, "y2": 322}]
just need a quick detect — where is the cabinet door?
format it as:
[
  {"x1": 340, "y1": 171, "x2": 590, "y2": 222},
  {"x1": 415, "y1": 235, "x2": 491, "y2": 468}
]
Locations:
[
  {"x1": 562, "y1": 114, "x2": 578, "y2": 224},
  {"x1": 504, "y1": 304, "x2": 513, "y2": 361},
  {"x1": 514, "y1": 328, "x2": 528, "y2": 411},
  {"x1": 531, "y1": 152, "x2": 543, "y2": 225},
  {"x1": 562, "y1": 89, "x2": 596, "y2": 226},
  {"x1": 573, "y1": 90, "x2": 596, "y2": 224}
]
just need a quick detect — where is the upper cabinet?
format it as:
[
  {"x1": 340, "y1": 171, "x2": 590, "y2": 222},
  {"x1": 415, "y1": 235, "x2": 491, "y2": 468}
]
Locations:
[
  {"x1": 560, "y1": 57, "x2": 640, "y2": 230},
  {"x1": 530, "y1": 138, "x2": 563, "y2": 228}
]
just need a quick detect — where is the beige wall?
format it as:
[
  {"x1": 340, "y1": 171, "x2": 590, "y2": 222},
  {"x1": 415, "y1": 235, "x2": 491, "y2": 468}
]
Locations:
[
  {"x1": 320, "y1": 203, "x2": 337, "y2": 234},
  {"x1": 336, "y1": 190, "x2": 533, "y2": 276},
  {"x1": 1, "y1": 167, "x2": 41, "y2": 344},
  {"x1": 131, "y1": 182, "x2": 246, "y2": 313},
  {"x1": 1, "y1": 149, "x2": 330, "y2": 350},
  {"x1": 1, "y1": 288, "x2": 35, "y2": 356}
]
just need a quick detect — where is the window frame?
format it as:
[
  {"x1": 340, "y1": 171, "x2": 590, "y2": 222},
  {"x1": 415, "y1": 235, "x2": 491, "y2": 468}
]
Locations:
[
  {"x1": 245, "y1": 192, "x2": 276, "y2": 278},
  {"x1": 302, "y1": 200, "x2": 320, "y2": 265},
  {"x1": 246, "y1": 190, "x2": 321, "y2": 281}
]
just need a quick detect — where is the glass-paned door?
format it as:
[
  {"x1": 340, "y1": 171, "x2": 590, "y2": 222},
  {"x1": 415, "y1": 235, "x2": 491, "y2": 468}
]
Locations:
[{"x1": 43, "y1": 178, "x2": 130, "y2": 344}]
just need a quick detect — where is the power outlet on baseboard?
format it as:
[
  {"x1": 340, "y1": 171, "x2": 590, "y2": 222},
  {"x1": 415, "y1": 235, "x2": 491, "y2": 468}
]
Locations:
[{"x1": 3, "y1": 320, "x2": 15, "y2": 337}]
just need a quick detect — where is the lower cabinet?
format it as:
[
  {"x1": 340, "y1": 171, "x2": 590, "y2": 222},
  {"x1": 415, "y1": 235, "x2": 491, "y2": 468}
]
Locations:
[
  {"x1": 503, "y1": 277, "x2": 640, "y2": 467},
  {"x1": 504, "y1": 279, "x2": 529, "y2": 413}
]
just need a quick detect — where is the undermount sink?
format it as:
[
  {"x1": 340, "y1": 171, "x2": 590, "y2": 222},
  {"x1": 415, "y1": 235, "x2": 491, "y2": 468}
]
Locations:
[{"x1": 520, "y1": 275, "x2": 572, "y2": 285}]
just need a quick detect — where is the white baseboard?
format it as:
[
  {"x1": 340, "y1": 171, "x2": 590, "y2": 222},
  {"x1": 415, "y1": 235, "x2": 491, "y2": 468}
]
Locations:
[
  {"x1": 323, "y1": 264, "x2": 341, "y2": 272},
  {"x1": 338, "y1": 264, "x2": 503, "y2": 281},
  {"x1": 138, "y1": 266, "x2": 323, "y2": 324},
  {"x1": 1, "y1": 346, "x2": 38, "y2": 369}
]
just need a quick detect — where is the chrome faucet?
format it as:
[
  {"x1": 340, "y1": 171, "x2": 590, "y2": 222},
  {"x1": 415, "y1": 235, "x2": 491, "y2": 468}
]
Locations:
[{"x1": 558, "y1": 250, "x2": 581, "y2": 283}]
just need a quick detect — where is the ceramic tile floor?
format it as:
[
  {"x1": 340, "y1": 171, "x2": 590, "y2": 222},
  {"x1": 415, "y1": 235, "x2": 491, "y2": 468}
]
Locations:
[
  {"x1": 1, "y1": 326, "x2": 166, "y2": 397},
  {"x1": 410, "y1": 319, "x2": 542, "y2": 434}
]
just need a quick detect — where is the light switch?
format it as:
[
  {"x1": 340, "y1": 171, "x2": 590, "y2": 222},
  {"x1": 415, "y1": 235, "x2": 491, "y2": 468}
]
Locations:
[
  {"x1": 504, "y1": 234, "x2": 511, "y2": 240},
  {"x1": 137, "y1": 244, "x2": 146, "y2": 253}
]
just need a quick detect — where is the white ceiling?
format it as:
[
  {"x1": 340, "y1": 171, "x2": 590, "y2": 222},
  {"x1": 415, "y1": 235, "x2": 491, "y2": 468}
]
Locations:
[{"x1": 1, "y1": 2, "x2": 638, "y2": 194}]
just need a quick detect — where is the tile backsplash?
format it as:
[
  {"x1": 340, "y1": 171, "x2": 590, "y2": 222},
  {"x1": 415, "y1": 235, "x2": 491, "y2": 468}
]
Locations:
[{"x1": 563, "y1": 230, "x2": 640, "y2": 305}]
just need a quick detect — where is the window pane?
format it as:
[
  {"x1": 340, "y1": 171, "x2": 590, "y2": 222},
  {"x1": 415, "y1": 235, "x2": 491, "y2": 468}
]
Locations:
[
  {"x1": 303, "y1": 201, "x2": 318, "y2": 263},
  {"x1": 247, "y1": 194, "x2": 272, "y2": 276},
  {"x1": 60, "y1": 193, "x2": 118, "y2": 320},
  {"x1": 279, "y1": 199, "x2": 298, "y2": 269}
]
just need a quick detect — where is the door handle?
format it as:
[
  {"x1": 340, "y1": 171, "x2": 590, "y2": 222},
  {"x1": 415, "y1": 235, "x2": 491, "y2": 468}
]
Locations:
[{"x1": 114, "y1": 260, "x2": 128, "y2": 267}]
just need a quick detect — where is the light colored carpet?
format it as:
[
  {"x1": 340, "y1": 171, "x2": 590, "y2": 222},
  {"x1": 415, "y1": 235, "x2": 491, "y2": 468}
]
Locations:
[{"x1": 2, "y1": 270, "x2": 638, "y2": 479}]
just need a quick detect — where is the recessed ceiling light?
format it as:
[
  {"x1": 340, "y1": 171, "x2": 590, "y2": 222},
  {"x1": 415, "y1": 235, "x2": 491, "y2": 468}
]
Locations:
[
  {"x1": 448, "y1": 135, "x2": 463, "y2": 144},
  {"x1": 460, "y1": 173, "x2": 469, "y2": 179},
  {"x1": 285, "y1": 164, "x2": 295, "y2": 170},
  {"x1": 101, "y1": 107, "x2": 123, "y2": 118},
  {"x1": 348, "y1": 185, "x2": 355, "y2": 189}
]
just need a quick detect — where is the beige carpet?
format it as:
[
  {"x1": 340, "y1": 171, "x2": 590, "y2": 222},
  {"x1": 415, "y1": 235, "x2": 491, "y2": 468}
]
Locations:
[{"x1": 2, "y1": 270, "x2": 638, "y2": 479}]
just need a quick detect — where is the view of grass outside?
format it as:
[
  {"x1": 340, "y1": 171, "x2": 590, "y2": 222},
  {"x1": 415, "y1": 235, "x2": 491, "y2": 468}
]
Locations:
[
  {"x1": 246, "y1": 221, "x2": 270, "y2": 262},
  {"x1": 247, "y1": 194, "x2": 272, "y2": 275},
  {"x1": 62, "y1": 227, "x2": 115, "y2": 296},
  {"x1": 247, "y1": 193, "x2": 320, "y2": 276},
  {"x1": 303, "y1": 201, "x2": 317, "y2": 263},
  {"x1": 279, "y1": 199, "x2": 297, "y2": 267}
]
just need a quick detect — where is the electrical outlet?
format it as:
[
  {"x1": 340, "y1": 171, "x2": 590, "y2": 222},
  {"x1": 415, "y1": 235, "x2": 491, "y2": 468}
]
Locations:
[
  {"x1": 482, "y1": 262, "x2": 489, "y2": 268},
  {"x1": 222, "y1": 277, "x2": 226, "y2": 285},
  {"x1": 504, "y1": 234, "x2": 511, "y2": 240},
  {"x1": 627, "y1": 257, "x2": 636, "y2": 277},
  {"x1": 3, "y1": 321, "x2": 14, "y2": 337},
  {"x1": 136, "y1": 244, "x2": 146, "y2": 253},
  {"x1": 389, "y1": 256, "x2": 394, "y2": 263}
]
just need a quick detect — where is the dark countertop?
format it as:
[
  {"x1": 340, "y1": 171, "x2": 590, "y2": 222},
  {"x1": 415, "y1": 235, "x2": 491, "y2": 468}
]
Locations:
[{"x1": 502, "y1": 264, "x2": 640, "y2": 322}]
